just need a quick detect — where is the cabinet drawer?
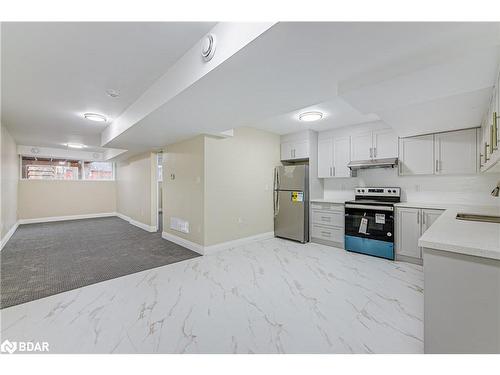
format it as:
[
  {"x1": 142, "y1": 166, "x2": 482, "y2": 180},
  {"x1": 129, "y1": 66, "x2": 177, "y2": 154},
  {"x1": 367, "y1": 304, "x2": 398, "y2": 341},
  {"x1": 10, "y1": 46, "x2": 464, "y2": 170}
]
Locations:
[
  {"x1": 310, "y1": 202, "x2": 344, "y2": 212},
  {"x1": 311, "y1": 224, "x2": 343, "y2": 243},
  {"x1": 312, "y1": 210, "x2": 344, "y2": 227}
]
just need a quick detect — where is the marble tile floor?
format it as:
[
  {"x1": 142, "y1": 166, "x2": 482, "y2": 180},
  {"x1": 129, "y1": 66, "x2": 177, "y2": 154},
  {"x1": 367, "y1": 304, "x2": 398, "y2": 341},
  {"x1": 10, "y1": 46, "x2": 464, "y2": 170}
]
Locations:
[{"x1": 0, "y1": 238, "x2": 423, "y2": 353}]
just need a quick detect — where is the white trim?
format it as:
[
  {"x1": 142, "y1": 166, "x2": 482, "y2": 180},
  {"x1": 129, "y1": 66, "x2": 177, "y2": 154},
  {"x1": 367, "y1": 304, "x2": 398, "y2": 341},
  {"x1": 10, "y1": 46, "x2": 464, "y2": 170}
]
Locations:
[
  {"x1": 18, "y1": 212, "x2": 116, "y2": 224},
  {"x1": 161, "y1": 231, "x2": 275, "y2": 256},
  {"x1": 204, "y1": 231, "x2": 275, "y2": 255},
  {"x1": 161, "y1": 232, "x2": 204, "y2": 255},
  {"x1": 0, "y1": 221, "x2": 19, "y2": 251},
  {"x1": 116, "y1": 212, "x2": 157, "y2": 233}
]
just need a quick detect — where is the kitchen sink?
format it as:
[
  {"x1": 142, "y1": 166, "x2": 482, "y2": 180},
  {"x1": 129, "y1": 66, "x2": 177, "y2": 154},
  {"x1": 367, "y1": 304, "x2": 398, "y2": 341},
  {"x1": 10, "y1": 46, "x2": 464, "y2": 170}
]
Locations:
[{"x1": 456, "y1": 213, "x2": 500, "y2": 223}]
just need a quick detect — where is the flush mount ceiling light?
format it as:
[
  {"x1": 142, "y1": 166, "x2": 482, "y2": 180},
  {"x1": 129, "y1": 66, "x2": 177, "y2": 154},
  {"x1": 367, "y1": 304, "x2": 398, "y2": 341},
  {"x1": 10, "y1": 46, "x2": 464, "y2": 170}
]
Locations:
[
  {"x1": 299, "y1": 111, "x2": 323, "y2": 122},
  {"x1": 83, "y1": 113, "x2": 107, "y2": 123},
  {"x1": 66, "y1": 143, "x2": 86, "y2": 149},
  {"x1": 201, "y1": 33, "x2": 216, "y2": 62}
]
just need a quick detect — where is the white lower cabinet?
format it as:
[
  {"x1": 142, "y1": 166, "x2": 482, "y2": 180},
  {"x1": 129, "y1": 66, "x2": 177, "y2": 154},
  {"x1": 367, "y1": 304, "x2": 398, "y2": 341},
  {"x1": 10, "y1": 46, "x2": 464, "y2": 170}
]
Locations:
[
  {"x1": 395, "y1": 207, "x2": 444, "y2": 264},
  {"x1": 310, "y1": 202, "x2": 344, "y2": 247}
]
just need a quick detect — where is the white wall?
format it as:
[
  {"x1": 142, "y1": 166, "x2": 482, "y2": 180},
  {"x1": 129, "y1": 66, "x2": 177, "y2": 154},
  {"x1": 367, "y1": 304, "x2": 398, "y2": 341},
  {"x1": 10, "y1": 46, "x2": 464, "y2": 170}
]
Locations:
[
  {"x1": 1, "y1": 124, "x2": 19, "y2": 239},
  {"x1": 204, "y1": 127, "x2": 280, "y2": 246},
  {"x1": 324, "y1": 167, "x2": 500, "y2": 206},
  {"x1": 116, "y1": 152, "x2": 157, "y2": 227},
  {"x1": 163, "y1": 135, "x2": 205, "y2": 245},
  {"x1": 18, "y1": 180, "x2": 116, "y2": 219}
]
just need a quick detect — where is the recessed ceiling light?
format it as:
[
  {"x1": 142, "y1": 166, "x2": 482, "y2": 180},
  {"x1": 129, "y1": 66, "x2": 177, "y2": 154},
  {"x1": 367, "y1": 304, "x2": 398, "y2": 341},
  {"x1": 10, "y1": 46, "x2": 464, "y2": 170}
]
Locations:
[
  {"x1": 83, "y1": 113, "x2": 107, "y2": 123},
  {"x1": 299, "y1": 111, "x2": 323, "y2": 122},
  {"x1": 67, "y1": 143, "x2": 86, "y2": 149}
]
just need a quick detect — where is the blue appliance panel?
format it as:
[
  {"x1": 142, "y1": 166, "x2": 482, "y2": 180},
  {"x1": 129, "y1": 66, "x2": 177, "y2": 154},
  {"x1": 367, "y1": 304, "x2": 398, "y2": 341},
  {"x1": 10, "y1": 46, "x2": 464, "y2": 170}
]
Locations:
[{"x1": 345, "y1": 235, "x2": 394, "y2": 260}]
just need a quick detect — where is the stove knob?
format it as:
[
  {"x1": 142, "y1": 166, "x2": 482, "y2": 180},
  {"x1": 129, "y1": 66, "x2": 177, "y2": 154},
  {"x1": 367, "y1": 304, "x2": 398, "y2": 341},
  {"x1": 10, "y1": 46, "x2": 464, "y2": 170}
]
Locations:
[{"x1": 387, "y1": 232, "x2": 392, "y2": 237}]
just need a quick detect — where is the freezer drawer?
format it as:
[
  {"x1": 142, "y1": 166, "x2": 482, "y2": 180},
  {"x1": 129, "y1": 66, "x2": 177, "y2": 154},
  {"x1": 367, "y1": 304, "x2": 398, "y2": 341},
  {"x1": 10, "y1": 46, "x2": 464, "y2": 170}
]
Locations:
[
  {"x1": 311, "y1": 224, "x2": 343, "y2": 243},
  {"x1": 312, "y1": 210, "x2": 344, "y2": 227},
  {"x1": 274, "y1": 190, "x2": 307, "y2": 242}
]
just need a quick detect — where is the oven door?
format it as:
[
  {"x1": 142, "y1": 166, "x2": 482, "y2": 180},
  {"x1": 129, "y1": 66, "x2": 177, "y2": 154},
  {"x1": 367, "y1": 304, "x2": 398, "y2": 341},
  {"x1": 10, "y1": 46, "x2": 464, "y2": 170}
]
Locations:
[
  {"x1": 345, "y1": 204, "x2": 394, "y2": 241},
  {"x1": 344, "y1": 204, "x2": 395, "y2": 260}
]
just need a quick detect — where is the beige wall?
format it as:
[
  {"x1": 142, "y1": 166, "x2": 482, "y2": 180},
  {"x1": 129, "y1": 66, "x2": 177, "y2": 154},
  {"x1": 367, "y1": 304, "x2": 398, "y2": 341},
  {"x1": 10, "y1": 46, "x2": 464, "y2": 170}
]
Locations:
[
  {"x1": 1, "y1": 124, "x2": 19, "y2": 238},
  {"x1": 204, "y1": 127, "x2": 280, "y2": 245},
  {"x1": 163, "y1": 135, "x2": 205, "y2": 245},
  {"x1": 116, "y1": 152, "x2": 157, "y2": 227},
  {"x1": 18, "y1": 180, "x2": 116, "y2": 220},
  {"x1": 163, "y1": 128, "x2": 280, "y2": 247}
]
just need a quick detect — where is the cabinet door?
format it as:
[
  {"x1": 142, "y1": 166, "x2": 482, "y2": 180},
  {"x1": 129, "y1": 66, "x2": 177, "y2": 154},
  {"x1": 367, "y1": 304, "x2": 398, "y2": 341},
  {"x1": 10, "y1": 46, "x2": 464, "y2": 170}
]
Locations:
[
  {"x1": 317, "y1": 138, "x2": 333, "y2": 178},
  {"x1": 373, "y1": 128, "x2": 398, "y2": 159},
  {"x1": 434, "y1": 128, "x2": 477, "y2": 175},
  {"x1": 293, "y1": 140, "x2": 309, "y2": 159},
  {"x1": 399, "y1": 135, "x2": 435, "y2": 175},
  {"x1": 421, "y1": 209, "x2": 443, "y2": 233},
  {"x1": 350, "y1": 132, "x2": 373, "y2": 161},
  {"x1": 280, "y1": 142, "x2": 293, "y2": 161},
  {"x1": 396, "y1": 208, "x2": 422, "y2": 259},
  {"x1": 333, "y1": 136, "x2": 351, "y2": 177}
]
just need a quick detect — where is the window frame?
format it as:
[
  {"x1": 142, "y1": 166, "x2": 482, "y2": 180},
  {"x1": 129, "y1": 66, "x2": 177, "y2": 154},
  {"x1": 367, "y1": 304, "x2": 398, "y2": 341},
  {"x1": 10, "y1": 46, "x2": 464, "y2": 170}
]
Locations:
[{"x1": 19, "y1": 155, "x2": 115, "y2": 181}]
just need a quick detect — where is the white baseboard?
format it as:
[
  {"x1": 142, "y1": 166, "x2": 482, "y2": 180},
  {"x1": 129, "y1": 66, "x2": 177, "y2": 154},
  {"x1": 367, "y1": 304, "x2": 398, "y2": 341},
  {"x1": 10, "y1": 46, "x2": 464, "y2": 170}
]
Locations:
[
  {"x1": 204, "y1": 231, "x2": 275, "y2": 255},
  {"x1": 161, "y1": 232, "x2": 204, "y2": 255},
  {"x1": 0, "y1": 221, "x2": 19, "y2": 251},
  {"x1": 161, "y1": 231, "x2": 274, "y2": 256},
  {"x1": 18, "y1": 212, "x2": 116, "y2": 225},
  {"x1": 116, "y1": 212, "x2": 157, "y2": 233}
]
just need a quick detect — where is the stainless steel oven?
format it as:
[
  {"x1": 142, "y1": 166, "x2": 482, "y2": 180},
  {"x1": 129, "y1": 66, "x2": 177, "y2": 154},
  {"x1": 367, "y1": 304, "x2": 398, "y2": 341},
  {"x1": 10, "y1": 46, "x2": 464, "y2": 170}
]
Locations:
[{"x1": 344, "y1": 187, "x2": 400, "y2": 260}]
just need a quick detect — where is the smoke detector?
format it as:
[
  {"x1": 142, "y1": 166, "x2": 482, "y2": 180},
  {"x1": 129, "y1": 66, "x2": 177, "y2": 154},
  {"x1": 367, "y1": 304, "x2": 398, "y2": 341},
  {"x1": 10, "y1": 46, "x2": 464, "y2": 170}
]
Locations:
[{"x1": 201, "y1": 34, "x2": 216, "y2": 62}]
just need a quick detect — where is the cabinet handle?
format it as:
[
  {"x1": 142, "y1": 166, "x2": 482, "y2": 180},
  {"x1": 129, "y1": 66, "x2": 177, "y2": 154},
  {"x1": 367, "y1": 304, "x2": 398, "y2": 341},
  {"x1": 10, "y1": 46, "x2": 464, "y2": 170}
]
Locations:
[
  {"x1": 374, "y1": 147, "x2": 377, "y2": 158},
  {"x1": 332, "y1": 166, "x2": 335, "y2": 176},
  {"x1": 485, "y1": 142, "x2": 489, "y2": 161},
  {"x1": 435, "y1": 160, "x2": 439, "y2": 173},
  {"x1": 417, "y1": 211, "x2": 420, "y2": 224},
  {"x1": 330, "y1": 166, "x2": 333, "y2": 176},
  {"x1": 369, "y1": 147, "x2": 373, "y2": 158},
  {"x1": 422, "y1": 212, "x2": 426, "y2": 225}
]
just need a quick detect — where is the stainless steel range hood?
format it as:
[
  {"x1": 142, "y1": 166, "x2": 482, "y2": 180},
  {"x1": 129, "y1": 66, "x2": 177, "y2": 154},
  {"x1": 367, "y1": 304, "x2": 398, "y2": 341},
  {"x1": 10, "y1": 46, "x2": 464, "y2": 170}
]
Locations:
[{"x1": 347, "y1": 157, "x2": 398, "y2": 170}]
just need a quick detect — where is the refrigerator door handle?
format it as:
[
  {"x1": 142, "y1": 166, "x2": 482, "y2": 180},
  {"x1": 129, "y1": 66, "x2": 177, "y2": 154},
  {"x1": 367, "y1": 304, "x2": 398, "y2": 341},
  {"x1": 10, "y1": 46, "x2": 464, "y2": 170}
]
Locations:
[{"x1": 274, "y1": 189, "x2": 280, "y2": 217}]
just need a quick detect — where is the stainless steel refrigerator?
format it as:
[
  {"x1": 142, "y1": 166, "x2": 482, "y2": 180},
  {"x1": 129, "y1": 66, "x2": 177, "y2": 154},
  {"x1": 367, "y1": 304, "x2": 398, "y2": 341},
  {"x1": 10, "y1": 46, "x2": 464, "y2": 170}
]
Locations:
[{"x1": 273, "y1": 165, "x2": 309, "y2": 243}]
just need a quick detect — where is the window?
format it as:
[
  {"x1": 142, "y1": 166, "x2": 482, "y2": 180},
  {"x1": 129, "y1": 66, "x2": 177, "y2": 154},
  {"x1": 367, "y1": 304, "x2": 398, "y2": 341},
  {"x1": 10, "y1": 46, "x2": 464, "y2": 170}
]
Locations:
[
  {"x1": 21, "y1": 157, "x2": 114, "y2": 181},
  {"x1": 84, "y1": 161, "x2": 114, "y2": 180}
]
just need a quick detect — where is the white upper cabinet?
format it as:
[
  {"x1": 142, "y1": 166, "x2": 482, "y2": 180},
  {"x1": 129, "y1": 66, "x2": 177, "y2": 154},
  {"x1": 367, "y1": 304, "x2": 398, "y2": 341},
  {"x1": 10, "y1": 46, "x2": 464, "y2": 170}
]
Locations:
[
  {"x1": 317, "y1": 136, "x2": 351, "y2": 178},
  {"x1": 350, "y1": 132, "x2": 373, "y2": 161},
  {"x1": 280, "y1": 135, "x2": 310, "y2": 161},
  {"x1": 351, "y1": 128, "x2": 398, "y2": 160},
  {"x1": 293, "y1": 140, "x2": 309, "y2": 160},
  {"x1": 317, "y1": 139, "x2": 333, "y2": 178},
  {"x1": 399, "y1": 128, "x2": 479, "y2": 176},
  {"x1": 434, "y1": 128, "x2": 477, "y2": 175},
  {"x1": 280, "y1": 141, "x2": 294, "y2": 161},
  {"x1": 372, "y1": 128, "x2": 398, "y2": 159},
  {"x1": 333, "y1": 137, "x2": 351, "y2": 177},
  {"x1": 399, "y1": 134, "x2": 435, "y2": 175}
]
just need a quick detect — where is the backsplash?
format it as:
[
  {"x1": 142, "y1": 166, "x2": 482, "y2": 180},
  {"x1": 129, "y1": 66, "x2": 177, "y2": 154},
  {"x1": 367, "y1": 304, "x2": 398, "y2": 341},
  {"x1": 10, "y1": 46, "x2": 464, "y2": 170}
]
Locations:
[{"x1": 323, "y1": 168, "x2": 500, "y2": 206}]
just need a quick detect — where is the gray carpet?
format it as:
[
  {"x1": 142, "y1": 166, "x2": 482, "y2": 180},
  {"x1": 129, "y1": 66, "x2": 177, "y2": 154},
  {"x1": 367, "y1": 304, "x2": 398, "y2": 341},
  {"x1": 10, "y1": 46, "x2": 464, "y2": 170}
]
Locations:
[{"x1": 0, "y1": 217, "x2": 200, "y2": 309}]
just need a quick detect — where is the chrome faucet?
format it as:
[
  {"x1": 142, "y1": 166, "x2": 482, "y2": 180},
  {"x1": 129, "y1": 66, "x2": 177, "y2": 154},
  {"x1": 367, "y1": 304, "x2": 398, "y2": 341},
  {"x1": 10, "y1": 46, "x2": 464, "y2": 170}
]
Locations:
[{"x1": 491, "y1": 182, "x2": 500, "y2": 197}]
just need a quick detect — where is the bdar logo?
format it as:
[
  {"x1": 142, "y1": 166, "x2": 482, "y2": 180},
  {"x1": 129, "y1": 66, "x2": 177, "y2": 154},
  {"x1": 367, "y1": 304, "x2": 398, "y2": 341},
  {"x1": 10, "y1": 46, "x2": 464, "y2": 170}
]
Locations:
[{"x1": 1, "y1": 340, "x2": 17, "y2": 354}]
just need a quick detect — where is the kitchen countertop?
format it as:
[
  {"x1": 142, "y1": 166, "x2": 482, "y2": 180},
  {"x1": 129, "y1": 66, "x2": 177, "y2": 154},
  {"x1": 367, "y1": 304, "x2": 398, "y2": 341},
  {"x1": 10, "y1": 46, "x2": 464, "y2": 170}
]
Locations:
[
  {"x1": 419, "y1": 205, "x2": 500, "y2": 261},
  {"x1": 310, "y1": 198, "x2": 347, "y2": 204}
]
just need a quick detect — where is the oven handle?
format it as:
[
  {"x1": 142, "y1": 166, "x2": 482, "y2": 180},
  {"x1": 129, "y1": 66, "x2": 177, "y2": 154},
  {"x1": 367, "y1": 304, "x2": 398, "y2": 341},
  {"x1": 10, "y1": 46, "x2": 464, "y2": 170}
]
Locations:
[{"x1": 345, "y1": 204, "x2": 394, "y2": 212}]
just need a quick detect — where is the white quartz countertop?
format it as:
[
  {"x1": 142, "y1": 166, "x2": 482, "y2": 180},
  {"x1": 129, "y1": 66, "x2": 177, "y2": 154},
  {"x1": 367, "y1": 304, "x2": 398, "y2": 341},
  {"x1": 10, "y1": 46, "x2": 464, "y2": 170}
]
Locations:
[
  {"x1": 418, "y1": 205, "x2": 500, "y2": 261},
  {"x1": 310, "y1": 198, "x2": 347, "y2": 204}
]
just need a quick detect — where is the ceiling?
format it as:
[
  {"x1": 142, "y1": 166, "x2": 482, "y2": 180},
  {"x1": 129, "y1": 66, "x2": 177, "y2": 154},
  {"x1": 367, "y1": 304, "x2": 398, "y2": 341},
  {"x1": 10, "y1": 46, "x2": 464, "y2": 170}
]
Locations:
[
  {"x1": 2, "y1": 22, "x2": 500, "y2": 158},
  {"x1": 1, "y1": 22, "x2": 216, "y2": 151}
]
